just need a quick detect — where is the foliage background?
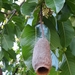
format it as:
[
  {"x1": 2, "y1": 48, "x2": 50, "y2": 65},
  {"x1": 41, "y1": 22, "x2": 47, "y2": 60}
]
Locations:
[{"x1": 0, "y1": 0, "x2": 75, "y2": 75}]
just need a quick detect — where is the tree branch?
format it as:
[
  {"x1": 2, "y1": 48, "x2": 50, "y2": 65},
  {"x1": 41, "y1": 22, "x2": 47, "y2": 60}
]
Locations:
[{"x1": 7, "y1": 9, "x2": 16, "y2": 23}]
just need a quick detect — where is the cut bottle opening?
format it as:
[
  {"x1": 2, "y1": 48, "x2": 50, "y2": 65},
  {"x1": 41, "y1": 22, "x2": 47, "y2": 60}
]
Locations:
[{"x1": 37, "y1": 67, "x2": 49, "y2": 74}]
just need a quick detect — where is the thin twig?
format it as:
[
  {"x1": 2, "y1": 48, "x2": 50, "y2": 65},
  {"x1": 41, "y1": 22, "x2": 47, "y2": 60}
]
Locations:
[{"x1": 7, "y1": 9, "x2": 16, "y2": 23}]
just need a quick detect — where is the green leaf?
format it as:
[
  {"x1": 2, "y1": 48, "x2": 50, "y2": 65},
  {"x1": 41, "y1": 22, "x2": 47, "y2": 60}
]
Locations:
[
  {"x1": 2, "y1": 34, "x2": 13, "y2": 51},
  {"x1": 0, "y1": 13, "x2": 5, "y2": 22},
  {"x1": 70, "y1": 16, "x2": 75, "y2": 27},
  {"x1": 20, "y1": 2, "x2": 37, "y2": 15},
  {"x1": 3, "y1": 50, "x2": 11, "y2": 61},
  {"x1": 20, "y1": 25, "x2": 35, "y2": 69},
  {"x1": 26, "y1": 69, "x2": 36, "y2": 75},
  {"x1": 57, "y1": 4, "x2": 70, "y2": 21},
  {"x1": 11, "y1": 3, "x2": 20, "y2": 13},
  {"x1": 45, "y1": 0, "x2": 65, "y2": 13},
  {"x1": 2, "y1": 0, "x2": 13, "y2": 4},
  {"x1": 3, "y1": 59, "x2": 12, "y2": 71},
  {"x1": 2, "y1": 3, "x2": 11, "y2": 10},
  {"x1": 0, "y1": 50, "x2": 4, "y2": 61},
  {"x1": 14, "y1": 25, "x2": 21, "y2": 38},
  {"x1": 7, "y1": 49, "x2": 16, "y2": 59},
  {"x1": 12, "y1": 65, "x2": 19, "y2": 75},
  {"x1": 70, "y1": 37, "x2": 75, "y2": 56},
  {"x1": 49, "y1": 67, "x2": 59, "y2": 75},
  {"x1": 66, "y1": 0, "x2": 75, "y2": 14},
  {"x1": 43, "y1": 16, "x2": 62, "y2": 50},
  {"x1": 0, "y1": 0, "x2": 2, "y2": 8},
  {"x1": 60, "y1": 48, "x2": 75, "y2": 75},
  {"x1": 20, "y1": 25, "x2": 35, "y2": 47},
  {"x1": 3, "y1": 49, "x2": 16, "y2": 60},
  {"x1": 27, "y1": 0, "x2": 38, "y2": 3},
  {"x1": 58, "y1": 20, "x2": 74, "y2": 47},
  {"x1": 4, "y1": 22, "x2": 15, "y2": 40},
  {"x1": 32, "y1": 7, "x2": 40, "y2": 26},
  {"x1": 12, "y1": 16, "x2": 25, "y2": 31}
]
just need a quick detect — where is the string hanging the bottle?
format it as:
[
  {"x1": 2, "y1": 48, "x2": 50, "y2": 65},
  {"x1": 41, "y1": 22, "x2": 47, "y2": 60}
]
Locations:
[{"x1": 40, "y1": 5, "x2": 44, "y2": 38}]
